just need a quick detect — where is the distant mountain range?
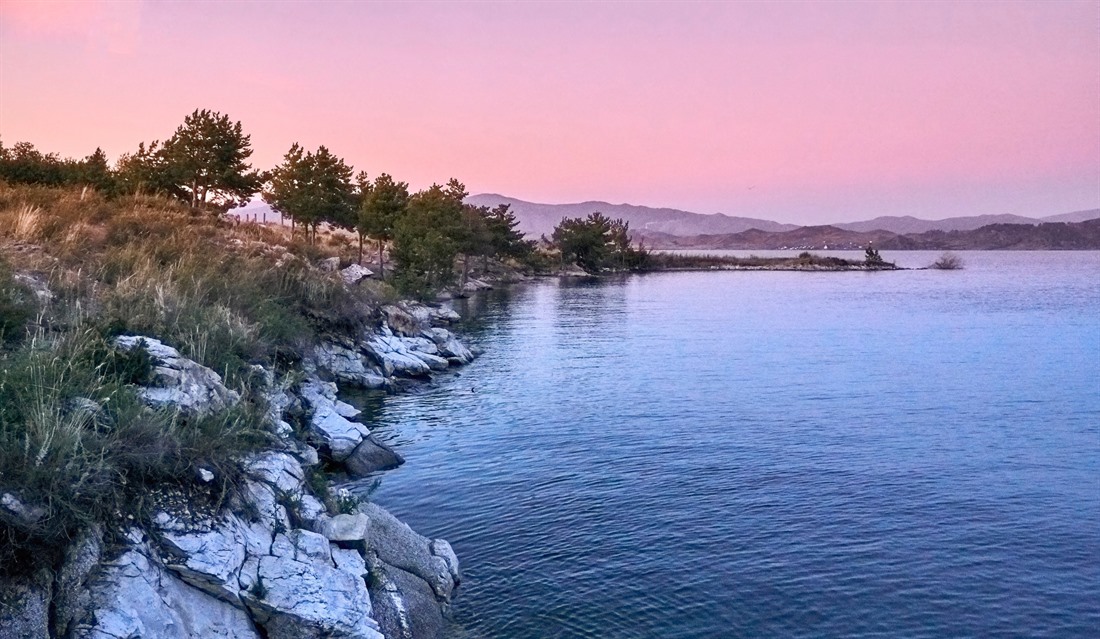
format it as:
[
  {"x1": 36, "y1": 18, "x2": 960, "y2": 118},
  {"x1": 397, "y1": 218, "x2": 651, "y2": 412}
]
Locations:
[
  {"x1": 464, "y1": 194, "x2": 798, "y2": 237},
  {"x1": 231, "y1": 195, "x2": 1100, "y2": 249},
  {"x1": 466, "y1": 193, "x2": 1100, "y2": 239},
  {"x1": 639, "y1": 219, "x2": 1100, "y2": 251}
]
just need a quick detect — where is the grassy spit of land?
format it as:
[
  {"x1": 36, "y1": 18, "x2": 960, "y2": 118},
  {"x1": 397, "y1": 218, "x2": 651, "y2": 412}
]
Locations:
[{"x1": 639, "y1": 250, "x2": 900, "y2": 271}]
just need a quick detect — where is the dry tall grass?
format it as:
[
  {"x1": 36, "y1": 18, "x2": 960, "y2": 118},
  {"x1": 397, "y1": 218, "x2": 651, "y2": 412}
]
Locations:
[{"x1": 0, "y1": 184, "x2": 389, "y2": 575}]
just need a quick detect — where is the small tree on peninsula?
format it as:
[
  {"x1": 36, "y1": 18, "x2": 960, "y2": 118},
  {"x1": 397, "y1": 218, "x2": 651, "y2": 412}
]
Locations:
[
  {"x1": 552, "y1": 212, "x2": 612, "y2": 272},
  {"x1": 864, "y1": 244, "x2": 885, "y2": 267}
]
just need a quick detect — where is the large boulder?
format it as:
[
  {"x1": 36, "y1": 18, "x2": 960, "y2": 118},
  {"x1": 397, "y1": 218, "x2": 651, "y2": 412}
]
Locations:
[
  {"x1": 114, "y1": 335, "x2": 239, "y2": 416},
  {"x1": 340, "y1": 264, "x2": 374, "y2": 286},
  {"x1": 345, "y1": 436, "x2": 405, "y2": 477},
  {"x1": 360, "y1": 503, "x2": 459, "y2": 602},
  {"x1": 366, "y1": 560, "x2": 446, "y2": 639},
  {"x1": 323, "y1": 513, "x2": 371, "y2": 548}
]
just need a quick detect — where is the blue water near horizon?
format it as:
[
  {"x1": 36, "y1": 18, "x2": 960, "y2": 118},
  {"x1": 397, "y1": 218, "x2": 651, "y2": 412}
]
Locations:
[{"x1": 346, "y1": 251, "x2": 1100, "y2": 638}]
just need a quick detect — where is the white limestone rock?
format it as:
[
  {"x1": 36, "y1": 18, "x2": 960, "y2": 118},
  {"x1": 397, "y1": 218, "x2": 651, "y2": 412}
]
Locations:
[
  {"x1": 425, "y1": 327, "x2": 475, "y2": 364},
  {"x1": 154, "y1": 512, "x2": 249, "y2": 605},
  {"x1": 245, "y1": 451, "x2": 306, "y2": 496},
  {"x1": 70, "y1": 541, "x2": 259, "y2": 639},
  {"x1": 114, "y1": 335, "x2": 240, "y2": 416},
  {"x1": 311, "y1": 343, "x2": 386, "y2": 389},
  {"x1": 363, "y1": 330, "x2": 433, "y2": 378},
  {"x1": 243, "y1": 544, "x2": 382, "y2": 639},
  {"x1": 271, "y1": 530, "x2": 333, "y2": 566},
  {"x1": 340, "y1": 264, "x2": 374, "y2": 285},
  {"x1": 300, "y1": 380, "x2": 371, "y2": 460},
  {"x1": 331, "y1": 547, "x2": 368, "y2": 579},
  {"x1": 323, "y1": 513, "x2": 371, "y2": 546},
  {"x1": 410, "y1": 350, "x2": 450, "y2": 371}
]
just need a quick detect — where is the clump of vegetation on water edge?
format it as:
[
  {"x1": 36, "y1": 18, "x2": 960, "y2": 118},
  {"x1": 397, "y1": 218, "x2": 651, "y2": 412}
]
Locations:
[{"x1": 931, "y1": 252, "x2": 964, "y2": 270}]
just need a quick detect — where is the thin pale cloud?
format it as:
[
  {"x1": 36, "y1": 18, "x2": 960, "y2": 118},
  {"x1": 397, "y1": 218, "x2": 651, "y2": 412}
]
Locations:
[{"x1": 1, "y1": 0, "x2": 142, "y2": 55}]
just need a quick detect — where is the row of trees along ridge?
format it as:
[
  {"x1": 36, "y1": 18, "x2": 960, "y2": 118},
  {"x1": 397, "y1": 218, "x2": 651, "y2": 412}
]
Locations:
[{"x1": 1, "y1": 109, "x2": 548, "y2": 296}]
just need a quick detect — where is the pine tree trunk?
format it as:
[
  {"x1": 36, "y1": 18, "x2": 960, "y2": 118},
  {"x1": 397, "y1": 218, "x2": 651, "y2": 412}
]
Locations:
[
  {"x1": 378, "y1": 239, "x2": 385, "y2": 279},
  {"x1": 358, "y1": 233, "x2": 363, "y2": 265}
]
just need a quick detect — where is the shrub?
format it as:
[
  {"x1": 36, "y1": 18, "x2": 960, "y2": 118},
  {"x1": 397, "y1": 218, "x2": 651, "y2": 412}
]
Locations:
[
  {"x1": 0, "y1": 257, "x2": 36, "y2": 345},
  {"x1": 931, "y1": 252, "x2": 963, "y2": 270}
]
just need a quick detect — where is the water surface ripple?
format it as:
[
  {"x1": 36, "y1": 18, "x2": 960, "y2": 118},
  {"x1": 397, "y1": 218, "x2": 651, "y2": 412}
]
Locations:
[{"x1": 347, "y1": 251, "x2": 1100, "y2": 638}]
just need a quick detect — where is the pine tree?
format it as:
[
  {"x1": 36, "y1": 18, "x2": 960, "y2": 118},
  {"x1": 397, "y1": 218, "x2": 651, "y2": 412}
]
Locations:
[
  {"x1": 358, "y1": 173, "x2": 409, "y2": 276},
  {"x1": 266, "y1": 144, "x2": 356, "y2": 243},
  {"x1": 161, "y1": 109, "x2": 261, "y2": 210}
]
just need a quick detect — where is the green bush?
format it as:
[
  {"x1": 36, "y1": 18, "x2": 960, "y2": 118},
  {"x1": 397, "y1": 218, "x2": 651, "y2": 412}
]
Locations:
[{"x1": 0, "y1": 257, "x2": 36, "y2": 345}]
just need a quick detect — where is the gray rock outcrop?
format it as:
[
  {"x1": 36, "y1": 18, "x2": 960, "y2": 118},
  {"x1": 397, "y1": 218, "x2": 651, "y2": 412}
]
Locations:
[
  {"x1": 300, "y1": 379, "x2": 372, "y2": 460},
  {"x1": 311, "y1": 342, "x2": 387, "y2": 389},
  {"x1": 114, "y1": 335, "x2": 240, "y2": 415},
  {"x1": 360, "y1": 502, "x2": 460, "y2": 602},
  {"x1": 0, "y1": 569, "x2": 52, "y2": 639}
]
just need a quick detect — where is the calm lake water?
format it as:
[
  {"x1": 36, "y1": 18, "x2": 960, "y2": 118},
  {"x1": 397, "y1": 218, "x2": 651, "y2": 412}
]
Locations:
[{"x1": 346, "y1": 251, "x2": 1100, "y2": 638}]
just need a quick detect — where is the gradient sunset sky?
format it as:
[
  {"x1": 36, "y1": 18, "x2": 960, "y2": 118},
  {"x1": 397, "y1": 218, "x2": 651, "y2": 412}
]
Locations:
[{"x1": 1, "y1": 1, "x2": 1097, "y2": 223}]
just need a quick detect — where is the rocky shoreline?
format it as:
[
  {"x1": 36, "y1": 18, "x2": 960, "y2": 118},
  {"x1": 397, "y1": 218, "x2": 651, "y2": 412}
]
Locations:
[{"x1": 0, "y1": 299, "x2": 478, "y2": 639}]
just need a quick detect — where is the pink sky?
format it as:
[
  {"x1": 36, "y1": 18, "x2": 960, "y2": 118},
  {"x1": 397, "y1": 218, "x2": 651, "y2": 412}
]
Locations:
[{"x1": 1, "y1": 1, "x2": 1097, "y2": 223}]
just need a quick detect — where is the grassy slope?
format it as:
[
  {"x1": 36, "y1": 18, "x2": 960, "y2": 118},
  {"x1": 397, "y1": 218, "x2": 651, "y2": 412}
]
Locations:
[{"x1": 0, "y1": 185, "x2": 390, "y2": 574}]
